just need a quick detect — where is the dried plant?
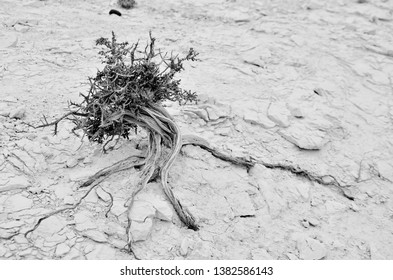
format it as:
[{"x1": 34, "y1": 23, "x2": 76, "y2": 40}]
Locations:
[
  {"x1": 35, "y1": 32, "x2": 253, "y2": 255},
  {"x1": 38, "y1": 32, "x2": 200, "y2": 249}
]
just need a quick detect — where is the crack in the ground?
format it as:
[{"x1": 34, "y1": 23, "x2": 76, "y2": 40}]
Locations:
[
  {"x1": 369, "y1": 164, "x2": 392, "y2": 183},
  {"x1": 96, "y1": 187, "x2": 114, "y2": 218},
  {"x1": 4, "y1": 157, "x2": 31, "y2": 177},
  {"x1": 8, "y1": 152, "x2": 34, "y2": 174},
  {"x1": 0, "y1": 230, "x2": 20, "y2": 241},
  {"x1": 239, "y1": 215, "x2": 256, "y2": 218},
  {"x1": 24, "y1": 177, "x2": 106, "y2": 238}
]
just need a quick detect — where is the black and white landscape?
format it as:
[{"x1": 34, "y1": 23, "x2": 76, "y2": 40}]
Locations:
[{"x1": 1, "y1": 0, "x2": 393, "y2": 260}]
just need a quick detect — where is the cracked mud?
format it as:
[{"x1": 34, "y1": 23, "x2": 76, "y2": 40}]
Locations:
[{"x1": 1, "y1": 0, "x2": 393, "y2": 260}]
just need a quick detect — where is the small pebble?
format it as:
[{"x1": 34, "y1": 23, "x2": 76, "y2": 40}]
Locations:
[
  {"x1": 9, "y1": 106, "x2": 26, "y2": 119},
  {"x1": 65, "y1": 158, "x2": 78, "y2": 168},
  {"x1": 63, "y1": 196, "x2": 75, "y2": 205},
  {"x1": 55, "y1": 243, "x2": 71, "y2": 257},
  {"x1": 180, "y1": 238, "x2": 190, "y2": 256},
  {"x1": 301, "y1": 220, "x2": 310, "y2": 228},
  {"x1": 307, "y1": 218, "x2": 320, "y2": 227},
  {"x1": 350, "y1": 202, "x2": 360, "y2": 212},
  {"x1": 0, "y1": 103, "x2": 10, "y2": 117}
]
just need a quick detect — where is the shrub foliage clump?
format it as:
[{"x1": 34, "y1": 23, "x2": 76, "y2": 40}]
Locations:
[{"x1": 72, "y1": 32, "x2": 198, "y2": 146}]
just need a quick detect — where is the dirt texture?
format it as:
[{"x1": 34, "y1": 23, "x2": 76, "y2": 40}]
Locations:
[{"x1": 1, "y1": 0, "x2": 393, "y2": 260}]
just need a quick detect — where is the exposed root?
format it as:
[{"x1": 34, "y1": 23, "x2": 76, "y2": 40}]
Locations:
[
  {"x1": 126, "y1": 132, "x2": 162, "y2": 247},
  {"x1": 79, "y1": 155, "x2": 146, "y2": 189},
  {"x1": 156, "y1": 114, "x2": 199, "y2": 230},
  {"x1": 259, "y1": 160, "x2": 353, "y2": 199},
  {"x1": 80, "y1": 135, "x2": 255, "y2": 192},
  {"x1": 33, "y1": 105, "x2": 255, "y2": 253},
  {"x1": 125, "y1": 105, "x2": 201, "y2": 249},
  {"x1": 182, "y1": 134, "x2": 255, "y2": 170}
]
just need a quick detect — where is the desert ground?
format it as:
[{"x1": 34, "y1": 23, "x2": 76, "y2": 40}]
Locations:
[{"x1": 1, "y1": 0, "x2": 393, "y2": 260}]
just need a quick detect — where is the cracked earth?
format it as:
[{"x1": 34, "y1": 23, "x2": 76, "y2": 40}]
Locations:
[{"x1": 1, "y1": 0, "x2": 393, "y2": 260}]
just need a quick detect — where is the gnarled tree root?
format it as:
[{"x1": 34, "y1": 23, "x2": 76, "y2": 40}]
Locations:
[
  {"x1": 32, "y1": 105, "x2": 254, "y2": 255},
  {"x1": 76, "y1": 106, "x2": 254, "y2": 251},
  {"x1": 80, "y1": 136, "x2": 253, "y2": 190},
  {"x1": 79, "y1": 154, "x2": 146, "y2": 189},
  {"x1": 182, "y1": 134, "x2": 254, "y2": 170}
]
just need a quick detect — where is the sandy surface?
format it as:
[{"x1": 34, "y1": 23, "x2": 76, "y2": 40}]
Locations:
[{"x1": 1, "y1": 0, "x2": 393, "y2": 260}]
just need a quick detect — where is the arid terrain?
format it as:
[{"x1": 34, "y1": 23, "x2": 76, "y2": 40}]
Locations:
[{"x1": 1, "y1": 0, "x2": 393, "y2": 260}]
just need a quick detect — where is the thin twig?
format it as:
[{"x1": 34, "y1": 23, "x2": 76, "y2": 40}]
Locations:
[{"x1": 34, "y1": 111, "x2": 87, "y2": 135}]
